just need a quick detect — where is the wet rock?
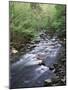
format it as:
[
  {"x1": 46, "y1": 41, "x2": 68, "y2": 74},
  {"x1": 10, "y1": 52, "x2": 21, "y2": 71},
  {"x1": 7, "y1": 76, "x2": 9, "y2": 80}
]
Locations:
[
  {"x1": 58, "y1": 64, "x2": 62, "y2": 68},
  {"x1": 60, "y1": 71, "x2": 65, "y2": 77},
  {"x1": 30, "y1": 41, "x2": 35, "y2": 44},
  {"x1": 27, "y1": 44, "x2": 36, "y2": 49},
  {"x1": 34, "y1": 39, "x2": 40, "y2": 43},
  {"x1": 52, "y1": 76, "x2": 60, "y2": 84},
  {"x1": 61, "y1": 77, "x2": 66, "y2": 82},
  {"x1": 44, "y1": 79, "x2": 52, "y2": 86},
  {"x1": 40, "y1": 33, "x2": 46, "y2": 40},
  {"x1": 53, "y1": 81, "x2": 64, "y2": 86},
  {"x1": 11, "y1": 47, "x2": 18, "y2": 54},
  {"x1": 53, "y1": 63, "x2": 58, "y2": 68},
  {"x1": 45, "y1": 79, "x2": 52, "y2": 83},
  {"x1": 37, "y1": 60, "x2": 43, "y2": 65},
  {"x1": 54, "y1": 69, "x2": 61, "y2": 74},
  {"x1": 19, "y1": 47, "x2": 24, "y2": 51},
  {"x1": 36, "y1": 53, "x2": 46, "y2": 60},
  {"x1": 27, "y1": 46, "x2": 31, "y2": 49},
  {"x1": 38, "y1": 62, "x2": 46, "y2": 66},
  {"x1": 49, "y1": 66, "x2": 54, "y2": 71},
  {"x1": 30, "y1": 44, "x2": 36, "y2": 48},
  {"x1": 52, "y1": 69, "x2": 56, "y2": 73}
]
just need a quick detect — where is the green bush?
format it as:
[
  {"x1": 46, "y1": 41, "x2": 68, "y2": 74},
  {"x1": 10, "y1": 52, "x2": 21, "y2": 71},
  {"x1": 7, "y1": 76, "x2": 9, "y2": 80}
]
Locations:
[{"x1": 9, "y1": 2, "x2": 66, "y2": 49}]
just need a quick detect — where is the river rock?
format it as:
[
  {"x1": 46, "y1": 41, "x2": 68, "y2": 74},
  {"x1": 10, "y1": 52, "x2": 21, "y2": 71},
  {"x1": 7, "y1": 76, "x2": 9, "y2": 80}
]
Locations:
[
  {"x1": 49, "y1": 66, "x2": 55, "y2": 70},
  {"x1": 11, "y1": 47, "x2": 18, "y2": 54},
  {"x1": 40, "y1": 33, "x2": 46, "y2": 40},
  {"x1": 34, "y1": 37, "x2": 41, "y2": 43},
  {"x1": 45, "y1": 79, "x2": 52, "y2": 83},
  {"x1": 53, "y1": 63, "x2": 58, "y2": 68},
  {"x1": 30, "y1": 41, "x2": 35, "y2": 44},
  {"x1": 61, "y1": 77, "x2": 66, "y2": 82},
  {"x1": 52, "y1": 76, "x2": 60, "y2": 84},
  {"x1": 44, "y1": 79, "x2": 52, "y2": 86},
  {"x1": 36, "y1": 53, "x2": 46, "y2": 60},
  {"x1": 30, "y1": 44, "x2": 36, "y2": 48}
]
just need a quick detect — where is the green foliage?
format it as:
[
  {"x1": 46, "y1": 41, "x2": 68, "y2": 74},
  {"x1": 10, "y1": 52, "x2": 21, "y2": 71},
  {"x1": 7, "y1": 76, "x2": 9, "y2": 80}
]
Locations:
[
  {"x1": 51, "y1": 5, "x2": 66, "y2": 32},
  {"x1": 53, "y1": 5, "x2": 66, "y2": 40},
  {"x1": 9, "y1": 2, "x2": 66, "y2": 49}
]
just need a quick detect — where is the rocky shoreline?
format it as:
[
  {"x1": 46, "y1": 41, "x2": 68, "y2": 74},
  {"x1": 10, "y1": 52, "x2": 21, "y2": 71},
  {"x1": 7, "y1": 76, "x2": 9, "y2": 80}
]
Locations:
[{"x1": 44, "y1": 41, "x2": 66, "y2": 86}]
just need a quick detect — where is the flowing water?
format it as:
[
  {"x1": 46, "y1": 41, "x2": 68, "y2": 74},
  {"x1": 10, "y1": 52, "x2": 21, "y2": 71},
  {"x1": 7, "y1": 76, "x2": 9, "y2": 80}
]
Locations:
[{"x1": 10, "y1": 34, "x2": 62, "y2": 89}]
